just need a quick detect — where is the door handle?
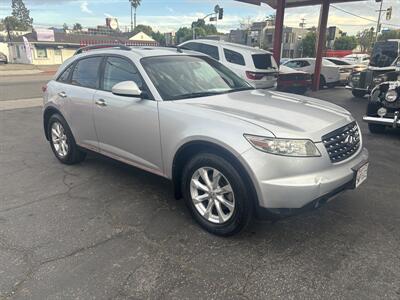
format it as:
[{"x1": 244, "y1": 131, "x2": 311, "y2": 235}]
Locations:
[
  {"x1": 58, "y1": 91, "x2": 67, "y2": 98},
  {"x1": 95, "y1": 99, "x2": 107, "y2": 107}
]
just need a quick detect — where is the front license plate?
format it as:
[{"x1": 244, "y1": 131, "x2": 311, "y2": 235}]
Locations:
[{"x1": 354, "y1": 163, "x2": 369, "y2": 188}]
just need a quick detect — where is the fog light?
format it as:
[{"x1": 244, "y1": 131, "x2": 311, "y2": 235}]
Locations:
[{"x1": 377, "y1": 107, "x2": 387, "y2": 117}]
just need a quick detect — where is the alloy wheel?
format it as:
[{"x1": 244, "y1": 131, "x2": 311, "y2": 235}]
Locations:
[
  {"x1": 190, "y1": 167, "x2": 235, "y2": 224},
  {"x1": 51, "y1": 121, "x2": 69, "y2": 157}
]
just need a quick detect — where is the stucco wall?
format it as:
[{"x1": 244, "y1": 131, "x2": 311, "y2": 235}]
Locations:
[{"x1": 8, "y1": 43, "x2": 76, "y2": 65}]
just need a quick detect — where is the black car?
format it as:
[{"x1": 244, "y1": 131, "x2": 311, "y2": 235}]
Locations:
[
  {"x1": 0, "y1": 51, "x2": 7, "y2": 64},
  {"x1": 363, "y1": 76, "x2": 400, "y2": 133},
  {"x1": 347, "y1": 40, "x2": 400, "y2": 98}
]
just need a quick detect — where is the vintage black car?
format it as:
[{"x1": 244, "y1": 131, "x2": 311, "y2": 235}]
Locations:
[
  {"x1": 363, "y1": 77, "x2": 400, "y2": 133},
  {"x1": 347, "y1": 40, "x2": 400, "y2": 98}
]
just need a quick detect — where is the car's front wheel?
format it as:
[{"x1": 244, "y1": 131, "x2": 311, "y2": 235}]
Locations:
[
  {"x1": 182, "y1": 153, "x2": 253, "y2": 236},
  {"x1": 368, "y1": 123, "x2": 386, "y2": 134},
  {"x1": 352, "y1": 90, "x2": 366, "y2": 98},
  {"x1": 47, "y1": 114, "x2": 86, "y2": 165}
]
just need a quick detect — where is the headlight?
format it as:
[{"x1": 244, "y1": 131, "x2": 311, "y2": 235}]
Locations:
[
  {"x1": 373, "y1": 76, "x2": 386, "y2": 84},
  {"x1": 385, "y1": 89, "x2": 398, "y2": 103},
  {"x1": 244, "y1": 135, "x2": 321, "y2": 157}
]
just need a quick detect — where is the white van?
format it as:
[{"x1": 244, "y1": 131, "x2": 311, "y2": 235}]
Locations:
[{"x1": 179, "y1": 39, "x2": 278, "y2": 89}]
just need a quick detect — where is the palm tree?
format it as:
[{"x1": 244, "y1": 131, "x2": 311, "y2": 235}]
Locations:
[{"x1": 129, "y1": 0, "x2": 141, "y2": 32}]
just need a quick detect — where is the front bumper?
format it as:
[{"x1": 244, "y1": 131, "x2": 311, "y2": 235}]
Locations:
[
  {"x1": 240, "y1": 144, "x2": 369, "y2": 214},
  {"x1": 363, "y1": 112, "x2": 400, "y2": 128}
]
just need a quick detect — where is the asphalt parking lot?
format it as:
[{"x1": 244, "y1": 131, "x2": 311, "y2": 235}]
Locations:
[{"x1": 1, "y1": 85, "x2": 400, "y2": 299}]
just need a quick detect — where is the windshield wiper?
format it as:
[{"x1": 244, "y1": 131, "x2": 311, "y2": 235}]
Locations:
[
  {"x1": 174, "y1": 91, "x2": 223, "y2": 100},
  {"x1": 226, "y1": 87, "x2": 255, "y2": 93}
]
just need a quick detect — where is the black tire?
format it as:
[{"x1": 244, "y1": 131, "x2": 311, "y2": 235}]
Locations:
[
  {"x1": 47, "y1": 114, "x2": 86, "y2": 165},
  {"x1": 327, "y1": 83, "x2": 336, "y2": 88},
  {"x1": 319, "y1": 75, "x2": 326, "y2": 88},
  {"x1": 368, "y1": 123, "x2": 386, "y2": 134},
  {"x1": 352, "y1": 90, "x2": 366, "y2": 98},
  {"x1": 181, "y1": 153, "x2": 254, "y2": 236},
  {"x1": 366, "y1": 99, "x2": 386, "y2": 133}
]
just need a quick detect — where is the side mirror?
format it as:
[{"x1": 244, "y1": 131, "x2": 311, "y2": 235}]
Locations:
[{"x1": 112, "y1": 81, "x2": 143, "y2": 97}]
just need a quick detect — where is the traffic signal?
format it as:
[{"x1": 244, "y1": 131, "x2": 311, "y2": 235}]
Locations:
[
  {"x1": 386, "y1": 7, "x2": 392, "y2": 20},
  {"x1": 218, "y1": 8, "x2": 224, "y2": 20}
]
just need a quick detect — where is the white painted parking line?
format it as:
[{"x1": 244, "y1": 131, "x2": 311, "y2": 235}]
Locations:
[{"x1": 0, "y1": 98, "x2": 43, "y2": 111}]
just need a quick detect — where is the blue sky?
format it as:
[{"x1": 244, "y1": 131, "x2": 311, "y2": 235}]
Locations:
[{"x1": 0, "y1": 0, "x2": 399, "y2": 34}]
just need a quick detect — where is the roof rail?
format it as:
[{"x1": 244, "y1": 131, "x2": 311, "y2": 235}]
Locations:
[{"x1": 74, "y1": 44, "x2": 131, "y2": 55}]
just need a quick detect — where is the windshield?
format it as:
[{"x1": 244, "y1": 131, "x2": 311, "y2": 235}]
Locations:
[
  {"x1": 141, "y1": 55, "x2": 253, "y2": 100},
  {"x1": 327, "y1": 59, "x2": 351, "y2": 66},
  {"x1": 322, "y1": 59, "x2": 337, "y2": 66},
  {"x1": 370, "y1": 41, "x2": 399, "y2": 67}
]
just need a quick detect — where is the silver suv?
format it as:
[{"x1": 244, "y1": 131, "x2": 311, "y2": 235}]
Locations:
[{"x1": 43, "y1": 46, "x2": 369, "y2": 236}]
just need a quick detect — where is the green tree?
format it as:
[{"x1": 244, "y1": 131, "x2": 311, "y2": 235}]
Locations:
[
  {"x1": 301, "y1": 32, "x2": 316, "y2": 57},
  {"x1": 151, "y1": 31, "x2": 166, "y2": 46},
  {"x1": 333, "y1": 35, "x2": 357, "y2": 50},
  {"x1": 4, "y1": 16, "x2": 21, "y2": 40},
  {"x1": 175, "y1": 27, "x2": 192, "y2": 44},
  {"x1": 132, "y1": 24, "x2": 153, "y2": 36},
  {"x1": 356, "y1": 27, "x2": 375, "y2": 53},
  {"x1": 191, "y1": 19, "x2": 218, "y2": 36},
  {"x1": 11, "y1": 0, "x2": 32, "y2": 30},
  {"x1": 378, "y1": 29, "x2": 400, "y2": 41},
  {"x1": 73, "y1": 23, "x2": 83, "y2": 31},
  {"x1": 63, "y1": 23, "x2": 69, "y2": 32}
]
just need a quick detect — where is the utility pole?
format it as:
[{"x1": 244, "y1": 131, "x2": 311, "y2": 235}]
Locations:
[
  {"x1": 299, "y1": 18, "x2": 306, "y2": 28},
  {"x1": 375, "y1": 0, "x2": 384, "y2": 42}
]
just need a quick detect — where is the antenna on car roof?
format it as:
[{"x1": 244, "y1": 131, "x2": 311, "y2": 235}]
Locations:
[{"x1": 74, "y1": 44, "x2": 131, "y2": 55}]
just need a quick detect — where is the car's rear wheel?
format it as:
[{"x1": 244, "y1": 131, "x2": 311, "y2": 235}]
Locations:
[
  {"x1": 352, "y1": 90, "x2": 366, "y2": 98},
  {"x1": 48, "y1": 114, "x2": 86, "y2": 165},
  {"x1": 181, "y1": 153, "x2": 253, "y2": 236},
  {"x1": 319, "y1": 75, "x2": 326, "y2": 88}
]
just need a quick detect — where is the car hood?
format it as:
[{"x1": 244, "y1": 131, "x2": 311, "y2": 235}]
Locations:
[{"x1": 178, "y1": 90, "x2": 353, "y2": 142}]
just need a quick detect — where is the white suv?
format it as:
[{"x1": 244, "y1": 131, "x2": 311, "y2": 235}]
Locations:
[{"x1": 179, "y1": 39, "x2": 278, "y2": 89}]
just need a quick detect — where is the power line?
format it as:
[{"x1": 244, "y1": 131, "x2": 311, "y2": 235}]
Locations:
[{"x1": 330, "y1": 4, "x2": 400, "y2": 28}]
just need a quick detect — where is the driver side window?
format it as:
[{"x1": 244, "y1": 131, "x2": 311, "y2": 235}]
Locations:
[{"x1": 103, "y1": 57, "x2": 143, "y2": 92}]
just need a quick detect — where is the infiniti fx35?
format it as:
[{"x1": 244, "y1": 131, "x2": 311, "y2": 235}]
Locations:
[{"x1": 43, "y1": 46, "x2": 369, "y2": 236}]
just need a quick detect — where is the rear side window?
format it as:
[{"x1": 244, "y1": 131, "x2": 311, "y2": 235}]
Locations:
[
  {"x1": 224, "y1": 48, "x2": 245, "y2": 66},
  {"x1": 180, "y1": 42, "x2": 200, "y2": 51},
  {"x1": 199, "y1": 44, "x2": 219, "y2": 60},
  {"x1": 57, "y1": 64, "x2": 74, "y2": 83},
  {"x1": 71, "y1": 56, "x2": 102, "y2": 89},
  {"x1": 252, "y1": 54, "x2": 275, "y2": 70},
  {"x1": 103, "y1": 57, "x2": 143, "y2": 91}
]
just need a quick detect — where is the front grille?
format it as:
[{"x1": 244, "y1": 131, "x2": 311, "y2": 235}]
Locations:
[{"x1": 322, "y1": 122, "x2": 361, "y2": 163}]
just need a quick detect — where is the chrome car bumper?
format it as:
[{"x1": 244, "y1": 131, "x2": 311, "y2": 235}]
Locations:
[
  {"x1": 241, "y1": 144, "x2": 369, "y2": 214},
  {"x1": 345, "y1": 85, "x2": 368, "y2": 91},
  {"x1": 363, "y1": 113, "x2": 400, "y2": 128}
]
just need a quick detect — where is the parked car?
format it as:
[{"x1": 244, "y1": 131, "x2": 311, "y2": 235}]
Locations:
[
  {"x1": 43, "y1": 45, "x2": 369, "y2": 236},
  {"x1": 324, "y1": 57, "x2": 366, "y2": 84},
  {"x1": 277, "y1": 65, "x2": 311, "y2": 94},
  {"x1": 179, "y1": 39, "x2": 278, "y2": 89},
  {"x1": 363, "y1": 78, "x2": 400, "y2": 133},
  {"x1": 347, "y1": 40, "x2": 400, "y2": 98},
  {"x1": 0, "y1": 52, "x2": 8, "y2": 64},
  {"x1": 283, "y1": 58, "x2": 340, "y2": 88},
  {"x1": 344, "y1": 54, "x2": 370, "y2": 65}
]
